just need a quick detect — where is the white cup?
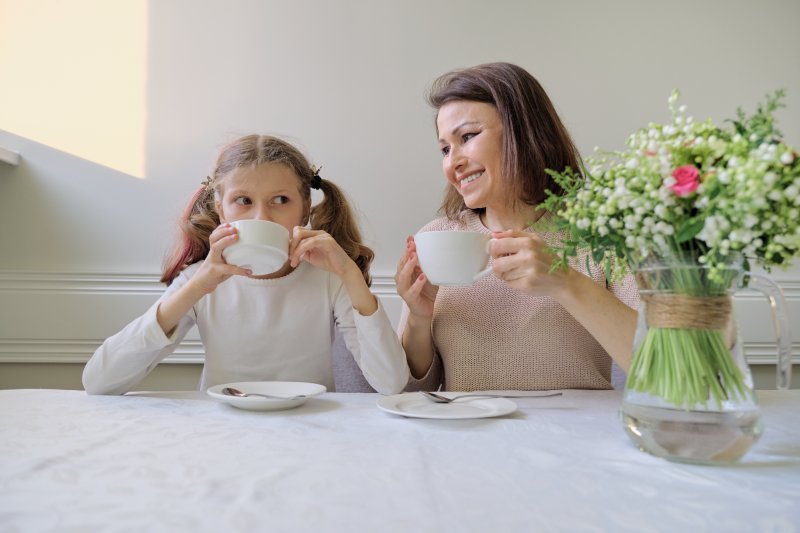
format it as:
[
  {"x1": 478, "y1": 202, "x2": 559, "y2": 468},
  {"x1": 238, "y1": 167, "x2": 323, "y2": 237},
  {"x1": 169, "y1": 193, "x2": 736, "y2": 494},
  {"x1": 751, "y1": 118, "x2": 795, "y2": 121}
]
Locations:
[
  {"x1": 222, "y1": 220, "x2": 290, "y2": 275},
  {"x1": 414, "y1": 231, "x2": 492, "y2": 286}
]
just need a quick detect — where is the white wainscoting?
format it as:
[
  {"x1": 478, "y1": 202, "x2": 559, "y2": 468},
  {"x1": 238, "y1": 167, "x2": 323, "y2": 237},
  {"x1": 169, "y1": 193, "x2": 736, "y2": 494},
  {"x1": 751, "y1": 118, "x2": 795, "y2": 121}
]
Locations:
[
  {"x1": 0, "y1": 271, "x2": 403, "y2": 365},
  {"x1": 0, "y1": 270, "x2": 797, "y2": 366}
]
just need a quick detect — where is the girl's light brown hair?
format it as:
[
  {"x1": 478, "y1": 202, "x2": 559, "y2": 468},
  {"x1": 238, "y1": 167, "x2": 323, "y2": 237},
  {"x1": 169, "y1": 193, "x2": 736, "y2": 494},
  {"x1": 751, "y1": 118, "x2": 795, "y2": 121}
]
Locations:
[
  {"x1": 161, "y1": 135, "x2": 374, "y2": 285},
  {"x1": 427, "y1": 62, "x2": 582, "y2": 219}
]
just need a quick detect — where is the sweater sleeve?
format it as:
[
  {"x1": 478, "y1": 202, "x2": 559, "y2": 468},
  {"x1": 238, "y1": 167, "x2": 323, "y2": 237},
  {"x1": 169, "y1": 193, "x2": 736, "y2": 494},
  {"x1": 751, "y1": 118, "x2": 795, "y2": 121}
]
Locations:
[
  {"x1": 82, "y1": 270, "x2": 199, "y2": 395},
  {"x1": 332, "y1": 282, "x2": 410, "y2": 395},
  {"x1": 609, "y1": 272, "x2": 640, "y2": 310}
]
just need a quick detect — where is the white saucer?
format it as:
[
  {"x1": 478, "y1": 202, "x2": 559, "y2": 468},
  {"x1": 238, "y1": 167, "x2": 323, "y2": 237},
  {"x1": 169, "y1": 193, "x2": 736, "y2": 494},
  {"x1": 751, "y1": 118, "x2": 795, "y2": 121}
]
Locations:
[
  {"x1": 223, "y1": 243, "x2": 288, "y2": 275},
  {"x1": 207, "y1": 381, "x2": 326, "y2": 411},
  {"x1": 376, "y1": 392, "x2": 516, "y2": 419}
]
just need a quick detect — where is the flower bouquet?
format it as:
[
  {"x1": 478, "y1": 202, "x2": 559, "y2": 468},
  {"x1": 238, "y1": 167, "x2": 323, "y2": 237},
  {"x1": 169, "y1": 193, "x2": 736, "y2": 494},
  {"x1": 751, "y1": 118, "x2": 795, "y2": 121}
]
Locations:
[{"x1": 543, "y1": 90, "x2": 799, "y2": 410}]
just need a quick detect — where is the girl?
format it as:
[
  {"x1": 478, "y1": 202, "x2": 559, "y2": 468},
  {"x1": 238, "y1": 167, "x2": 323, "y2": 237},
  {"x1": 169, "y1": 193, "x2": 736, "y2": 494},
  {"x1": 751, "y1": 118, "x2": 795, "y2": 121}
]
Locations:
[
  {"x1": 396, "y1": 63, "x2": 639, "y2": 392},
  {"x1": 84, "y1": 134, "x2": 409, "y2": 395}
]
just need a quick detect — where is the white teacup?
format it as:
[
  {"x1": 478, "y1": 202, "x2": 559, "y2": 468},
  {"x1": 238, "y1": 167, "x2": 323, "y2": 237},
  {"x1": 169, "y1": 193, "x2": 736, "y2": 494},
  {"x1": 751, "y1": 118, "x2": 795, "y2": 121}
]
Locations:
[
  {"x1": 414, "y1": 231, "x2": 492, "y2": 286},
  {"x1": 222, "y1": 220, "x2": 290, "y2": 275}
]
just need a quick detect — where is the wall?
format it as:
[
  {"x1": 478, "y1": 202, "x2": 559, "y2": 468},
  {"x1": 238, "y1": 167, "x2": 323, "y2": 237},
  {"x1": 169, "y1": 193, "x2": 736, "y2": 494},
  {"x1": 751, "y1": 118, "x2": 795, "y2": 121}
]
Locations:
[{"x1": 1, "y1": 0, "x2": 799, "y2": 390}]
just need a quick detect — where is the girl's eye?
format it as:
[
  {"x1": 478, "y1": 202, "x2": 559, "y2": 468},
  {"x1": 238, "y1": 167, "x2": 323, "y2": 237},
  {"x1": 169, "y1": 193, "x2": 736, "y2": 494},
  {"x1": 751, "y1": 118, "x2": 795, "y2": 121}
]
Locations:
[
  {"x1": 462, "y1": 132, "x2": 478, "y2": 143},
  {"x1": 273, "y1": 195, "x2": 289, "y2": 205},
  {"x1": 440, "y1": 145, "x2": 450, "y2": 157},
  {"x1": 234, "y1": 196, "x2": 251, "y2": 206}
]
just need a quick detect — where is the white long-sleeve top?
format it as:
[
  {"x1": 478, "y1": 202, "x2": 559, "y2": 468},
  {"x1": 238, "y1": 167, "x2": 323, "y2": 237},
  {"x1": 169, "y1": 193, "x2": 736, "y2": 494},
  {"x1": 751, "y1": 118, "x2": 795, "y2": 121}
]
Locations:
[{"x1": 83, "y1": 261, "x2": 410, "y2": 395}]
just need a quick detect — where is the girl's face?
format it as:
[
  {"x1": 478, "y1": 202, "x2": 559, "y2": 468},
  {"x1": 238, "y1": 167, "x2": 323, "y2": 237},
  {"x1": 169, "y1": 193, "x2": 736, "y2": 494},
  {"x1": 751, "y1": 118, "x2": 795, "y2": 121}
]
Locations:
[
  {"x1": 436, "y1": 100, "x2": 505, "y2": 211},
  {"x1": 215, "y1": 162, "x2": 309, "y2": 235}
]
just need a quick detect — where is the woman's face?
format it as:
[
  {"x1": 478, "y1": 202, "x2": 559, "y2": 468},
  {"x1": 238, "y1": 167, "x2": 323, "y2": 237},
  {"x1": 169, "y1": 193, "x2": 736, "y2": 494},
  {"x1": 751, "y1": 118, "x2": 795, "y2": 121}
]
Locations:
[
  {"x1": 436, "y1": 100, "x2": 504, "y2": 210},
  {"x1": 215, "y1": 162, "x2": 308, "y2": 235}
]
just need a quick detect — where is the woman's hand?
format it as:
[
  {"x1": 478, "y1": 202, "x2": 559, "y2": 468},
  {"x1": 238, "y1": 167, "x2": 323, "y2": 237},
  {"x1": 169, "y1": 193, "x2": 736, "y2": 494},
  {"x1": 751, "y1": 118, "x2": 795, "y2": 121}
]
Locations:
[
  {"x1": 395, "y1": 236, "x2": 438, "y2": 319},
  {"x1": 189, "y1": 223, "x2": 252, "y2": 294},
  {"x1": 489, "y1": 230, "x2": 575, "y2": 296}
]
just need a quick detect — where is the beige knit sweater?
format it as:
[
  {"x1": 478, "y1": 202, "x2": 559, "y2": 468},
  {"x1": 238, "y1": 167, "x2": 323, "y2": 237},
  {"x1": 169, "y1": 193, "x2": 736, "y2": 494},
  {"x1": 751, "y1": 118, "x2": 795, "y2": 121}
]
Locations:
[{"x1": 402, "y1": 210, "x2": 640, "y2": 392}]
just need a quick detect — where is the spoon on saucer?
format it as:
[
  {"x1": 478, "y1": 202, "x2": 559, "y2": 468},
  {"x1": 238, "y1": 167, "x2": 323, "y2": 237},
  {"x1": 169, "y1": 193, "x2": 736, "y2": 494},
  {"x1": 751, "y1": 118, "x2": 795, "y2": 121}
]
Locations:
[
  {"x1": 421, "y1": 391, "x2": 562, "y2": 403},
  {"x1": 221, "y1": 387, "x2": 307, "y2": 401}
]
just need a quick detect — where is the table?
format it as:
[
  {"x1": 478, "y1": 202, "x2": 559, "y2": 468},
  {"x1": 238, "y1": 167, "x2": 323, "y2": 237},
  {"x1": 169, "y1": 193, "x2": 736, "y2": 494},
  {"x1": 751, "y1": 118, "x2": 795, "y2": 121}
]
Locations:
[{"x1": 1, "y1": 389, "x2": 799, "y2": 532}]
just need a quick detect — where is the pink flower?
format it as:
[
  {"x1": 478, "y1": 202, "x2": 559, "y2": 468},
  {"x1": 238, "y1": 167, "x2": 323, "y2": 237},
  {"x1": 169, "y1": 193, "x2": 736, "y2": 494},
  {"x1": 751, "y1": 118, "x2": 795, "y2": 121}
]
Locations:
[{"x1": 671, "y1": 165, "x2": 700, "y2": 196}]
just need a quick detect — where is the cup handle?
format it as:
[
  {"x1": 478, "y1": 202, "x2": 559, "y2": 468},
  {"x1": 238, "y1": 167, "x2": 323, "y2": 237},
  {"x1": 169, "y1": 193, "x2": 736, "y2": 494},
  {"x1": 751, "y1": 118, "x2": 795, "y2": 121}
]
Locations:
[
  {"x1": 473, "y1": 266, "x2": 492, "y2": 282},
  {"x1": 740, "y1": 272, "x2": 793, "y2": 390}
]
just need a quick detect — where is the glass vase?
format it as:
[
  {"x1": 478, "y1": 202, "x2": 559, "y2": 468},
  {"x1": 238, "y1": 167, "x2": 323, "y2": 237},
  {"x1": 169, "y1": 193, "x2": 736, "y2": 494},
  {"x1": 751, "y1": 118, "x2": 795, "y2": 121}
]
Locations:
[{"x1": 620, "y1": 254, "x2": 793, "y2": 464}]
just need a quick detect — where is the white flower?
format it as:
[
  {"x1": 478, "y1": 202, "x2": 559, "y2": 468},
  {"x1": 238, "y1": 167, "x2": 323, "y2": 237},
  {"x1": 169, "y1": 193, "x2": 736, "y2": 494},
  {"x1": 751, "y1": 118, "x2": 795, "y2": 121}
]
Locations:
[
  {"x1": 781, "y1": 152, "x2": 795, "y2": 165},
  {"x1": 743, "y1": 214, "x2": 759, "y2": 228}
]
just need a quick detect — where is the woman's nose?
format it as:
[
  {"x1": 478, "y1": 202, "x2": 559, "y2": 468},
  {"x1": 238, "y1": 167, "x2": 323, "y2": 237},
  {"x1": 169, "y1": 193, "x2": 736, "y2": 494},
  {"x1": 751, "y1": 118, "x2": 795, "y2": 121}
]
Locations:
[{"x1": 445, "y1": 147, "x2": 466, "y2": 175}]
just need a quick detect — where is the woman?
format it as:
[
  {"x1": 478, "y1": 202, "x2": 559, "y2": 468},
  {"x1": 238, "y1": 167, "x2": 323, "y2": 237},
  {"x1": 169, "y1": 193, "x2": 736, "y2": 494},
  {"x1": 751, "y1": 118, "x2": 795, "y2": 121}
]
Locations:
[{"x1": 395, "y1": 62, "x2": 638, "y2": 391}]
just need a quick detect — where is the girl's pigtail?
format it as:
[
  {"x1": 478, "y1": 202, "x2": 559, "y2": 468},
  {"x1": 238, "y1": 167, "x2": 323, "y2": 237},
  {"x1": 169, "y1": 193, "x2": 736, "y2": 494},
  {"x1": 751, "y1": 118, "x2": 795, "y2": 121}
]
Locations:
[
  {"x1": 310, "y1": 178, "x2": 374, "y2": 286},
  {"x1": 160, "y1": 184, "x2": 219, "y2": 285}
]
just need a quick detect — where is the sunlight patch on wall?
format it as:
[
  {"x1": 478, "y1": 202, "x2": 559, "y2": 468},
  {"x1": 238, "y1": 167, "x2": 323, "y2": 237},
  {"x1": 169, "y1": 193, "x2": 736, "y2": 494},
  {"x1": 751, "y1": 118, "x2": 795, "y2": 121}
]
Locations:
[{"x1": 0, "y1": 0, "x2": 147, "y2": 178}]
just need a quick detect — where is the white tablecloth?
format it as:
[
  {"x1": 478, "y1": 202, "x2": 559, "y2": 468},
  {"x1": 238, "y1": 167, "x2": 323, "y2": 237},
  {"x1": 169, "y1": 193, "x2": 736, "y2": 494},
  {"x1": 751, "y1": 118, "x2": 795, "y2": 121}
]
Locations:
[{"x1": 1, "y1": 389, "x2": 798, "y2": 532}]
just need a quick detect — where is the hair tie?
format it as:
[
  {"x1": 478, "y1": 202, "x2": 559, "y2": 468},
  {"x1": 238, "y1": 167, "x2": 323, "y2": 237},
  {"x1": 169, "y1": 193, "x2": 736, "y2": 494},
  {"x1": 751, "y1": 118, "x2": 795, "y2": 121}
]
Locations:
[{"x1": 310, "y1": 165, "x2": 323, "y2": 190}]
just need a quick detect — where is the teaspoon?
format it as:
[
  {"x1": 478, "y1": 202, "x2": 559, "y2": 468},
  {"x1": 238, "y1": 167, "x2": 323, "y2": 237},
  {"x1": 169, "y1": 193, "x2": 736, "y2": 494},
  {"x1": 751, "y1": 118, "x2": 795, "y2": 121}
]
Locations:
[{"x1": 221, "y1": 387, "x2": 306, "y2": 401}]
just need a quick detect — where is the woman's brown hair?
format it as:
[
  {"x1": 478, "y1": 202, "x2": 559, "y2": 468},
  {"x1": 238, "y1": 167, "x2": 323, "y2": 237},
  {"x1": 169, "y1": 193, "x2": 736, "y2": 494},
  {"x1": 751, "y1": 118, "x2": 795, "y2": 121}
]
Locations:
[
  {"x1": 427, "y1": 62, "x2": 582, "y2": 218},
  {"x1": 161, "y1": 135, "x2": 374, "y2": 285}
]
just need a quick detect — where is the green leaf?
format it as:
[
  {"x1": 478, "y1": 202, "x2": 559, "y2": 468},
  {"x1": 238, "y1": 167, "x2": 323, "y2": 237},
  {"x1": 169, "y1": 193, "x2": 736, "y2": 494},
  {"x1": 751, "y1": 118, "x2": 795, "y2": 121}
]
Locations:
[{"x1": 675, "y1": 217, "x2": 705, "y2": 243}]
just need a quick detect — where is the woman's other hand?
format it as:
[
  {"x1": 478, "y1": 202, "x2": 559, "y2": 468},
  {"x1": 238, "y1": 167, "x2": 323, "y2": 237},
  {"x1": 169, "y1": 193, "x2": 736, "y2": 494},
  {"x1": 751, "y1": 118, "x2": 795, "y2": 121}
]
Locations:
[{"x1": 489, "y1": 230, "x2": 574, "y2": 296}]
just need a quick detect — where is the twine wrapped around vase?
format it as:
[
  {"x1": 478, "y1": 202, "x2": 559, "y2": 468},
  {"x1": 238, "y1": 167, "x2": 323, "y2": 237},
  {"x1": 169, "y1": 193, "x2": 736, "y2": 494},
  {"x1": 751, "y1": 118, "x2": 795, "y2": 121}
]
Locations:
[{"x1": 642, "y1": 294, "x2": 731, "y2": 330}]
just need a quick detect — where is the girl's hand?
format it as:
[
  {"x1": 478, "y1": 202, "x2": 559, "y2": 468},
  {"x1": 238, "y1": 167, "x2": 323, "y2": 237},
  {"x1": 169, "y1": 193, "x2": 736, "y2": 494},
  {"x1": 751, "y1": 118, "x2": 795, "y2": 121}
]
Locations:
[
  {"x1": 189, "y1": 223, "x2": 252, "y2": 294},
  {"x1": 489, "y1": 230, "x2": 574, "y2": 296},
  {"x1": 289, "y1": 227, "x2": 355, "y2": 277},
  {"x1": 394, "y1": 236, "x2": 438, "y2": 319}
]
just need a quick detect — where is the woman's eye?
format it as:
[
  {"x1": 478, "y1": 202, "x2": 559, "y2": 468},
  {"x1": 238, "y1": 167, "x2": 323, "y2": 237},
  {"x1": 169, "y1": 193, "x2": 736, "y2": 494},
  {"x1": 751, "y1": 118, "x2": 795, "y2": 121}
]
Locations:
[
  {"x1": 462, "y1": 132, "x2": 478, "y2": 143},
  {"x1": 234, "y1": 196, "x2": 251, "y2": 206},
  {"x1": 273, "y1": 195, "x2": 289, "y2": 205},
  {"x1": 440, "y1": 145, "x2": 450, "y2": 157}
]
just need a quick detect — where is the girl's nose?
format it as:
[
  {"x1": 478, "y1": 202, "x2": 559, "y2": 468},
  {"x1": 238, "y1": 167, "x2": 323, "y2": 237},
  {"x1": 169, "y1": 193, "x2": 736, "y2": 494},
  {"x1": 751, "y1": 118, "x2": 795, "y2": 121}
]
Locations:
[{"x1": 253, "y1": 206, "x2": 273, "y2": 222}]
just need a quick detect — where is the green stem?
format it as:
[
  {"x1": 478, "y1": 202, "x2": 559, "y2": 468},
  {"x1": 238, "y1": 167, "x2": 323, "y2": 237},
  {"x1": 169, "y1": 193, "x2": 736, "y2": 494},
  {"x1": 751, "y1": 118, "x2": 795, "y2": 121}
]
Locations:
[{"x1": 628, "y1": 326, "x2": 747, "y2": 409}]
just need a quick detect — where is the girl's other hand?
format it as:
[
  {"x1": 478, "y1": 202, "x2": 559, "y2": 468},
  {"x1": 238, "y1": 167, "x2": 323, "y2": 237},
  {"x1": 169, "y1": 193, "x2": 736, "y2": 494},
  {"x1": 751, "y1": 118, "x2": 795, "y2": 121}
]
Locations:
[
  {"x1": 288, "y1": 227, "x2": 354, "y2": 278},
  {"x1": 395, "y1": 236, "x2": 438, "y2": 319},
  {"x1": 190, "y1": 223, "x2": 253, "y2": 293},
  {"x1": 489, "y1": 230, "x2": 574, "y2": 296}
]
